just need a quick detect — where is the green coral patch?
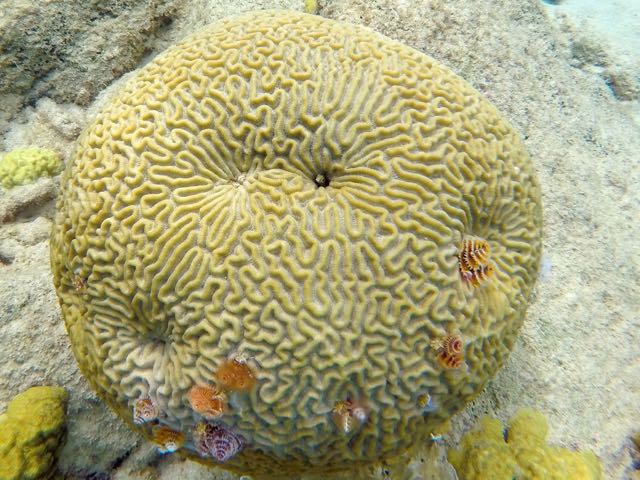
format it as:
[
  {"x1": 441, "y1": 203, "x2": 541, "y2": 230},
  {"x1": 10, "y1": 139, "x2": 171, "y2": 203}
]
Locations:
[
  {"x1": 0, "y1": 148, "x2": 62, "y2": 189},
  {"x1": 0, "y1": 386, "x2": 69, "y2": 480},
  {"x1": 448, "y1": 409, "x2": 603, "y2": 480}
]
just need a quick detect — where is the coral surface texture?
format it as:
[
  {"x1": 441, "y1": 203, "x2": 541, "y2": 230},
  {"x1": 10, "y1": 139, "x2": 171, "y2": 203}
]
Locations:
[
  {"x1": 0, "y1": 148, "x2": 61, "y2": 189},
  {"x1": 50, "y1": 10, "x2": 542, "y2": 476},
  {"x1": 0, "y1": 386, "x2": 69, "y2": 480},
  {"x1": 448, "y1": 409, "x2": 602, "y2": 480}
]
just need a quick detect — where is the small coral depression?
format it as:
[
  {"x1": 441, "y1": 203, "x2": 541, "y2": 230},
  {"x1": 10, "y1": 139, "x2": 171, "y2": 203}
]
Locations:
[{"x1": 50, "y1": 9, "x2": 542, "y2": 476}]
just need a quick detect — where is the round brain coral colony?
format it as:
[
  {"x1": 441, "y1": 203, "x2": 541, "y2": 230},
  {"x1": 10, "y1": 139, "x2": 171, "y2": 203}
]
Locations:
[{"x1": 50, "y1": 10, "x2": 542, "y2": 476}]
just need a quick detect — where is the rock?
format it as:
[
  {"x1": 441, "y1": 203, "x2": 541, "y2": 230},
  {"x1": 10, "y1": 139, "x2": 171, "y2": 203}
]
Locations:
[
  {"x1": 2, "y1": 98, "x2": 87, "y2": 163},
  {"x1": 0, "y1": 0, "x2": 179, "y2": 133},
  {"x1": 0, "y1": 177, "x2": 57, "y2": 224},
  {"x1": 0, "y1": 0, "x2": 178, "y2": 103},
  {"x1": 603, "y1": 67, "x2": 640, "y2": 101}
]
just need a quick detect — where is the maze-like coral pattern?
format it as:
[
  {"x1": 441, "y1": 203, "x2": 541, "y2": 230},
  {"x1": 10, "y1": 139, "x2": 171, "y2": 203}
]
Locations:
[{"x1": 50, "y1": 10, "x2": 542, "y2": 475}]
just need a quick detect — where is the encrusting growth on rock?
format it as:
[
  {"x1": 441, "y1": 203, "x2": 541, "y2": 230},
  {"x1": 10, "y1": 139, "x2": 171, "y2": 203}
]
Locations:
[{"x1": 0, "y1": 177, "x2": 56, "y2": 224}]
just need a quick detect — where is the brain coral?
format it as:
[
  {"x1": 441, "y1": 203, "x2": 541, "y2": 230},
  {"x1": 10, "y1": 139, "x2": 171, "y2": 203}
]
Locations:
[{"x1": 50, "y1": 10, "x2": 542, "y2": 476}]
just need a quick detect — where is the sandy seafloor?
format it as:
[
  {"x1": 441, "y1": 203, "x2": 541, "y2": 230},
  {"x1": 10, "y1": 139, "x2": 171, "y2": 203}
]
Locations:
[{"x1": 0, "y1": 0, "x2": 638, "y2": 479}]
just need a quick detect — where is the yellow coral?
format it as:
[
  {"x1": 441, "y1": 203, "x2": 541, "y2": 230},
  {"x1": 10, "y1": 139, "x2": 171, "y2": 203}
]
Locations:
[
  {"x1": 0, "y1": 148, "x2": 61, "y2": 189},
  {"x1": 303, "y1": 0, "x2": 318, "y2": 14},
  {"x1": 50, "y1": 10, "x2": 542, "y2": 476},
  {"x1": 448, "y1": 409, "x2": 603, "y2": 480},
  {"x1": 0, "y1": 386, "x2": 69, "y2": 480}
]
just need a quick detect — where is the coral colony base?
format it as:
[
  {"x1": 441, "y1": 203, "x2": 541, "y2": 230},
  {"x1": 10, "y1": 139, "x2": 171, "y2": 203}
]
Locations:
[{"x1": 50, "y1": 10, "x2": 542, "y2": 476}]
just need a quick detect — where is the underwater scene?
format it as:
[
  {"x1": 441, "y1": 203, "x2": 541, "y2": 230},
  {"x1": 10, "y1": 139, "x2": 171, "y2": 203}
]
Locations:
[{"x1": 0, "y1": 1, "x2": 638, "y2": 479}]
